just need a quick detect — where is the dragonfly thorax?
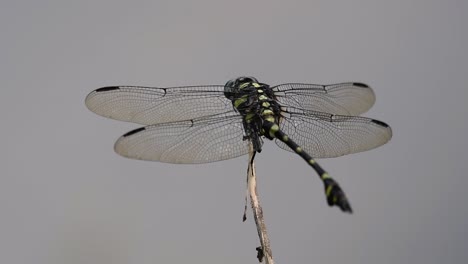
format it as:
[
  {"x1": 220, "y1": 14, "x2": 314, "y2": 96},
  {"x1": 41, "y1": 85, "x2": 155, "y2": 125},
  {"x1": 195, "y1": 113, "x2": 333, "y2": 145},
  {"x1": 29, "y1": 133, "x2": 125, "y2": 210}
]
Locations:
[{"x1": 224, "y1": 77, "x2": 282, "y2": 152}]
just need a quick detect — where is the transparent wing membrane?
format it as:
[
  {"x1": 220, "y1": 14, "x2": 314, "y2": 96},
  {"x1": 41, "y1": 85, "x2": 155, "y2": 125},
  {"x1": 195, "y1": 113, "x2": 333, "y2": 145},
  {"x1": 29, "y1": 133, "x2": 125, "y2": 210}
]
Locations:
[
  {"x1": 114, "y1": 114, "x2": 249, "y2": 164},
  {"x1": 87, "y1": 78, "x2": 392, "y2": 213},
  {"x1": 86, "y1": 81, "x2": 390, "y2": 161},
  {"x1": 273, "y1": 82, "x2": 375, "y2": 115},
  {"x1": 85, "y1": 85, "x2": 232, "y2": 125},
  {"x1": 275, "y1": 108, "x2": 392, "y2": 158}
]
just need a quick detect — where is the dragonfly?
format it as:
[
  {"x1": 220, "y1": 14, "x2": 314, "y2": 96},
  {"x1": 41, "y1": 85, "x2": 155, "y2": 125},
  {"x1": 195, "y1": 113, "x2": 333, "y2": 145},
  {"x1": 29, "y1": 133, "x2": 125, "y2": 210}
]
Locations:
[{"x1": 85, "y1": 77, "x2": 392, "y2": 213}]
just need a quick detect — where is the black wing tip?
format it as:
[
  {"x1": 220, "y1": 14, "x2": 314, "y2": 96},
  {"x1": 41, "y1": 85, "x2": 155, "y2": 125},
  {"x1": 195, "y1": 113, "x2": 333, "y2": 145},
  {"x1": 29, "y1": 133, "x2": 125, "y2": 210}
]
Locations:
[
  {"x1": 95, "y1": 86, "x2": 120, "y2": 92},
  {"x1": 371, "y1": 119, "x2": 389, "y2": 128},
  {"x1": 122, "y1": 127, "x2": 146, "y2": 137},
  {"x1": 353, "y1": 82, "x2": 369, "y2": 88}
]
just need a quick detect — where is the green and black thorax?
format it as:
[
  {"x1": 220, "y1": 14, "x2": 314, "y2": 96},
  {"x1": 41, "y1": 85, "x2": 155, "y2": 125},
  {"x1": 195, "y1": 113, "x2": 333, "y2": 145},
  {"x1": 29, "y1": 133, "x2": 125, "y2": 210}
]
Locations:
[{"x1": 224, "y1": 77, "x2": 282, "y2": 152}]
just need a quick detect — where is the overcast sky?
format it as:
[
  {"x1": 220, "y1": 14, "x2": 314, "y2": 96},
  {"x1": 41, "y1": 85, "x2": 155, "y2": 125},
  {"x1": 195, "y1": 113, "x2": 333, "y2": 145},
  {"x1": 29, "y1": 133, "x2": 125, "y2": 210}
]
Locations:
[{"x1": 2, "y1": 0, "x2": 468, "y2": 264}]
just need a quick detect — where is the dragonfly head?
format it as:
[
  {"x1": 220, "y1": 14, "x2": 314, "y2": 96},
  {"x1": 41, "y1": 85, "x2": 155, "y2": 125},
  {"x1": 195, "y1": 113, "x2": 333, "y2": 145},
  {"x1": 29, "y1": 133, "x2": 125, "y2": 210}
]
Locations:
[{"x1": 224, "y1": 76, "x2": 259, "y2": 99}]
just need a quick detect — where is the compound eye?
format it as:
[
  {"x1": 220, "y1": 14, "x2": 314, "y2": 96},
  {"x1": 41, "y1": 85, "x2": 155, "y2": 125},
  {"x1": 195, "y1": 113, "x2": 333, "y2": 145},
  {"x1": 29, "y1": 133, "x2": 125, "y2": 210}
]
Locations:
[
  {"x1": 237, "y1": 77, "x2": 247, "y2": 83},
  {"x1": 226, "y1": 76, "x2": 259, "y2": 87},
  {"x1": 246, "y1": 76, "x2": 258, "y2": 83},
  {"x1": 238, "y1": 77, "x2": 256, "y2": 84},
  {"x1": 225, "y1": 79, "x2": 235, "y2": 87}
]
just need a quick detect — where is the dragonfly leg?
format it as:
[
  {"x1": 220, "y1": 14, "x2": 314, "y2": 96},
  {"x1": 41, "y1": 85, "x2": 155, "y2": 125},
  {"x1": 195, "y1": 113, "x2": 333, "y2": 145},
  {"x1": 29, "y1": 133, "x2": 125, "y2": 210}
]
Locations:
[{"x1": 265, "y1": 122, "x2": 353, "y2": 213}]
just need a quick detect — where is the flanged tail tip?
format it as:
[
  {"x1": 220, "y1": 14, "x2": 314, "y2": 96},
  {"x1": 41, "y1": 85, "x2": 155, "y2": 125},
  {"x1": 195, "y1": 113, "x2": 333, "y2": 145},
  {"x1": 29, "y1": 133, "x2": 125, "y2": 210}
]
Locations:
[{"x1": 323, "y1": 178, "x2": 353, "y2": 213}]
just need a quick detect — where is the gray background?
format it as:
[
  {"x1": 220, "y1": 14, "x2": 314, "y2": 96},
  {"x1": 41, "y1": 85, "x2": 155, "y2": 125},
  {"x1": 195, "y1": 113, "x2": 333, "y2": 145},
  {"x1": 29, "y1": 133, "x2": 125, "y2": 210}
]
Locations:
[{"x1": 1, "y1": 0, "x2": 467, "y2": 263}]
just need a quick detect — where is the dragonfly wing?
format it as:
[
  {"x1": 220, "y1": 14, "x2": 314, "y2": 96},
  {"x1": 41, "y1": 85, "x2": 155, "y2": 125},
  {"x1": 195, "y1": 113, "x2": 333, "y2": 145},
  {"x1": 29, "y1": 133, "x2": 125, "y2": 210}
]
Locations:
[
  {"x1": 275, "y1": 108, "x2": 392, "y2": 158},
  {"x1": 272, "y1": 83, "x2": 375, "y2": 116},
  {"x1": 114, "y1": 113, "x2": 250, "y2": 164},
  {"x1": 85, "y1": 85, "x2": 233, "y2": 125}
]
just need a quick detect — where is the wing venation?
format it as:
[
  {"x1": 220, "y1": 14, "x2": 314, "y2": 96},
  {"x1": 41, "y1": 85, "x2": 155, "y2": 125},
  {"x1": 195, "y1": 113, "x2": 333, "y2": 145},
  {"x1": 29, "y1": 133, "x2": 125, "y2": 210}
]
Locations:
[
  {"x1": 272, "y1": 83, "x2": 375, "y2": 115},
  {"x1": 114, "y1": 114, "x2": 249, "y2": 164},
  {"x1": 85, "y1": 85, "x2": 233, "y2": 125},
  {"x1": 275, "y1": 108, "x2": 392, "y2": 158}
]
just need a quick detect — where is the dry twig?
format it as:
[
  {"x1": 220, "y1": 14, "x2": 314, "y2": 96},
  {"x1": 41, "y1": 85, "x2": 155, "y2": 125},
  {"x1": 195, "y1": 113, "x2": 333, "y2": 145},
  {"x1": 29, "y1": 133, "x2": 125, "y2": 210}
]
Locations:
[{"x1": 246, "y1": 145, "x2": 274, "y2": 264}]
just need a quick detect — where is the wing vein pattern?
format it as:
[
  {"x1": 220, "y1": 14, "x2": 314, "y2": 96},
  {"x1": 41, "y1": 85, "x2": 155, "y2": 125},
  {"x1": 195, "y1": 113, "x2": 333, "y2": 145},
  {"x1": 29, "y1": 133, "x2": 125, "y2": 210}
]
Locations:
[
  {"x1": 114, "y1": 113, "x2": 249, "y2": 164},
  {"x1": 86, "y1": 82, "x2": 390, "y2": 163},
  {"x1": 273, "y1": 83, "x2": 375, "y2": 115},
  {"x1": 276, "y1": 107, "x2": 392, "y2": 158},
  {"x1": 85, "y1": 85, "x2": 232, "y2": 125}
]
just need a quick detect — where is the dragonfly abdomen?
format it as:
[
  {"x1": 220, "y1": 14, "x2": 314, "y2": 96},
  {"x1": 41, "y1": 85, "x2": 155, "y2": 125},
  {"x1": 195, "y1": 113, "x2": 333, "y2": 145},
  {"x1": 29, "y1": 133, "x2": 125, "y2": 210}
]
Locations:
[{"x1": 262, "y1": 121, "x2": 353, "y2": 213}]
